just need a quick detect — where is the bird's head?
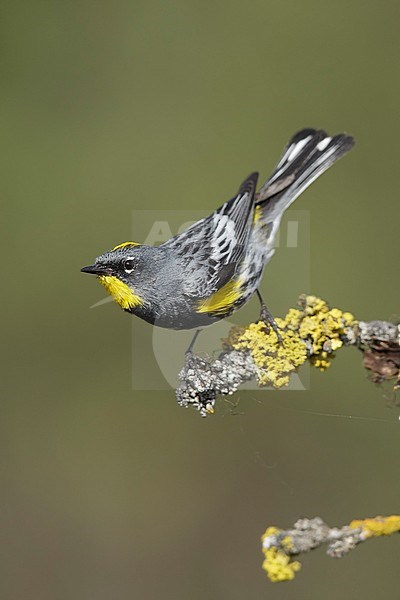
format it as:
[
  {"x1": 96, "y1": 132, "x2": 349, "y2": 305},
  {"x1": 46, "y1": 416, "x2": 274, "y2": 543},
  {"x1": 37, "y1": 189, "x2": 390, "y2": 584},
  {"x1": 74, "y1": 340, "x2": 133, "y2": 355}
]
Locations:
[{"x1": 81, "y1": 241, "x2": 146, "y2": 310}]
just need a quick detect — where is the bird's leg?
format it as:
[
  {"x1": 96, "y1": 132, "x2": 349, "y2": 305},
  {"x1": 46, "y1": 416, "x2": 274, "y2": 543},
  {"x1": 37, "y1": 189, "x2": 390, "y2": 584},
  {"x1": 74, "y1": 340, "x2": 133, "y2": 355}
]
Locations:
[
  {"x1": 256, "y1": 290, "x2": 283, "y2": 345},
  {"x1": 186, "y1": 328, "x2": 202, "y2": 355}
]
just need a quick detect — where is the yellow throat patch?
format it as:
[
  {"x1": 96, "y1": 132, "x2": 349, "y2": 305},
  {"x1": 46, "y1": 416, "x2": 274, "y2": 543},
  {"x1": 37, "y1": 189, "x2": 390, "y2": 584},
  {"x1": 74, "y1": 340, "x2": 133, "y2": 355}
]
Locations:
[
  {"x1": 98, "y1": 275, "x2": 142, "y2": 310},
  {"x1": 196, "y1": 278, "x2": 243, "y2": 315}
]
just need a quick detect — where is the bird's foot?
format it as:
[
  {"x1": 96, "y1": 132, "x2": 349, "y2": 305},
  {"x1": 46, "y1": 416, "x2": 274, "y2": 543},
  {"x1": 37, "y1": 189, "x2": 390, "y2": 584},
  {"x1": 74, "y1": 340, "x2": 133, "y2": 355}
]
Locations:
[{"x1": 259, "y1": 303, "x2": 284, "y2": 346}]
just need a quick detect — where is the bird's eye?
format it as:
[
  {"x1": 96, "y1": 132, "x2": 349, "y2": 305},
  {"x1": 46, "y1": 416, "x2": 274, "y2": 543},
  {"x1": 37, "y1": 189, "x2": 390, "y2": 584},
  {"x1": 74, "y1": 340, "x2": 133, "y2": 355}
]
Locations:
[{"x1": 123, "y1": 258, "x2": 135, "y2": 273}]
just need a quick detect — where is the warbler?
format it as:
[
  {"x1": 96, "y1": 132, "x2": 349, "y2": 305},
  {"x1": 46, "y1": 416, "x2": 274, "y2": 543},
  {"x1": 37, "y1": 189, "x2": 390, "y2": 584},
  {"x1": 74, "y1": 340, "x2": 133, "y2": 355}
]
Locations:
[{"x1": 81, "y1": 128, "x2": 354, "y2": 330}]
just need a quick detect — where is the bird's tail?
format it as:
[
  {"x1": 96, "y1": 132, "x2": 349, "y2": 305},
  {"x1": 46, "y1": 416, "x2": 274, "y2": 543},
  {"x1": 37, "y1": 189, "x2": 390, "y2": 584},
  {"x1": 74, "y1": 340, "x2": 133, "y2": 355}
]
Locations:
[{"x1": 255, "y1": 129, "x2": 355, "y2": 222}]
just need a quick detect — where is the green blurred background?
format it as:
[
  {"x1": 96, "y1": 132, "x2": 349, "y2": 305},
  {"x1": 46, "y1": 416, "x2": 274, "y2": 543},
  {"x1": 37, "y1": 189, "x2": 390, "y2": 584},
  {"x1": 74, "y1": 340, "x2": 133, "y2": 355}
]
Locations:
[{"x1": 2, "y1": 1, "x2": 400, "y2": 598}]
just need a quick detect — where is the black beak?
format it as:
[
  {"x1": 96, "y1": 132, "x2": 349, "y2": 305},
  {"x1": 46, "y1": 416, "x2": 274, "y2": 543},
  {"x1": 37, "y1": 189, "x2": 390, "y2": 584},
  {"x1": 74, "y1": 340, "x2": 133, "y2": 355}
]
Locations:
[{"x1": 81, "y1": 264, "x2": 110, "y2": 275}]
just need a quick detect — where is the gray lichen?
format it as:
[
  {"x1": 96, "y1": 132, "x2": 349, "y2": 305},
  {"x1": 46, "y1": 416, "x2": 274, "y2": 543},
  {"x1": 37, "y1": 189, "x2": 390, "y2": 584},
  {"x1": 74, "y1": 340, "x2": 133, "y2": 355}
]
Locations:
[{"x1": 176, "y1": 350, "x2": 255, "y2": 416}]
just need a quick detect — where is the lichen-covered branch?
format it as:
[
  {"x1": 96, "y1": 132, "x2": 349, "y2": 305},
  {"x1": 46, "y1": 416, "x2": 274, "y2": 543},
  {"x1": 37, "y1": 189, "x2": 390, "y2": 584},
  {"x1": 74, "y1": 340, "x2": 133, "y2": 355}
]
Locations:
[
  {"x1": 261, "y1": 515, "x2": 400, "y2": 582},
  {"x1": 176, "y1": 295, "x2": 400, "y2": 416}
]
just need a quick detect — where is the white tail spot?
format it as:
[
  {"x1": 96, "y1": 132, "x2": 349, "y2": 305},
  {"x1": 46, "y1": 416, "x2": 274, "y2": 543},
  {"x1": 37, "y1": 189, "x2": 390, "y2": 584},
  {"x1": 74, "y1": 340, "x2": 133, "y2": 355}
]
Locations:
[
  {"x1": 286, "y1": 137, "x2": 312, "y2": 162},
  {"x1": 317, "y1": 137, "x2": 332, "y2": 151}
]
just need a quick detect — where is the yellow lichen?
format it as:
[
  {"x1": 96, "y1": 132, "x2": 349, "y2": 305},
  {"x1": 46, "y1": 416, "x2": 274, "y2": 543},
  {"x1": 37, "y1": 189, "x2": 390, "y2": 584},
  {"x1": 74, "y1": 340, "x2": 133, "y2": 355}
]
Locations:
[
  {"x1": 262, "y1": 526, "x2": 280, "y2": 537},
  {"x1": 310, "y1": 351, "x2": 332, "y2": 370},
  {"x1": 342, "y1": 312, "x2": 356, "y2": 326},
  {"x1": 302, "y1": 295, "x2": 329, "y2": 315},
  {"x1": 281, "y1": 535, "x2": 295, "y2": 552},
  {"x1": 226, "y1": 321, "x2": 307, "y2": 388},
  {"x1": 296, "y1": 295, "x2": 357, "y2": 370},
  {"x1": 262, "y1": 548, "x2": 301, "y2": 582},
  {"x1": 330, "y1": 338, "x2": 343, "y2": 351},
  {"x1": 224, "y1": 295, "x2": 357, "y2": 386},
  {"x1": 284, "y1": 308, "x2": 303, "y2": 330},
  {"x1": 349, "y1": 515, "x2": 400, "y2": 537}
]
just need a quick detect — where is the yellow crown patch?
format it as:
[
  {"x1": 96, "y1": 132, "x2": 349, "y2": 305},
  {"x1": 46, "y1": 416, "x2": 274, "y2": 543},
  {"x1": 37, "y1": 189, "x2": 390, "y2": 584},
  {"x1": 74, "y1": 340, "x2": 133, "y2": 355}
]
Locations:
[{"x1": 112, "y1": 241, "x2": 141, "y2": 251}]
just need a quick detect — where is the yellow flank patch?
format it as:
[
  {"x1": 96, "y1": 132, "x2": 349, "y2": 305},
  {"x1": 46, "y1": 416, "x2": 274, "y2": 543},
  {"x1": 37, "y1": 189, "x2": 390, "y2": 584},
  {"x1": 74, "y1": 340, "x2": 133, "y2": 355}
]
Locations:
[
  {"x1": 112, "y1": 241, "x2": 140, "y2": 251},
  {"x1": 196, "y1": 278, "x2": 243, "y2": 315},
  {"x1": 98, "y1": 275, "x2": 143, "y2": 310},
  {"x1": 253, "y1": 204, "x2": 263, "y2": 223}
]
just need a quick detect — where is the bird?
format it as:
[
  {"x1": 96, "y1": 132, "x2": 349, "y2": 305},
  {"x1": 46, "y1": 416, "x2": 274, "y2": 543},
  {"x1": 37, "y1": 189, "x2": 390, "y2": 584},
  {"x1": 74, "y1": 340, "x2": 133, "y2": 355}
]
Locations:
[{"x1": 81, "y1": 128, "x2": 354, "y2": 332}]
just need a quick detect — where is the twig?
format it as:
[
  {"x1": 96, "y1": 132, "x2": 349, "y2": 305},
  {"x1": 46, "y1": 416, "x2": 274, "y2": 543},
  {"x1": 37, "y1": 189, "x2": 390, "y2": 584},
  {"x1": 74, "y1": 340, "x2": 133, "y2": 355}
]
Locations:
[{"x1": 261, "y1": 515, "x2": 400, "y2": 582}]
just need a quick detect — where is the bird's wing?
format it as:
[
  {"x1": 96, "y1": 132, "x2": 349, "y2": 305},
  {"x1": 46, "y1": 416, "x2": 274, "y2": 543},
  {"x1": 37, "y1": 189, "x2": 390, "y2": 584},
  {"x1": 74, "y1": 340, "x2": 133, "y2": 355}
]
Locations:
[{"x1": 162, "y1": 172, "x2": 258, "y2": 298}]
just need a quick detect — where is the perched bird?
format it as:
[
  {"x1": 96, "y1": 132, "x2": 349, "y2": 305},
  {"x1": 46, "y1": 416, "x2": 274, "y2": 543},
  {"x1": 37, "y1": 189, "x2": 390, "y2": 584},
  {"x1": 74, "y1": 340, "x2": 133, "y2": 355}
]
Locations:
[{"x1": 81, "y1": 128, "x2": 354, "y2": 330}]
